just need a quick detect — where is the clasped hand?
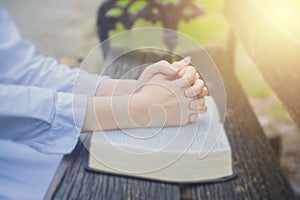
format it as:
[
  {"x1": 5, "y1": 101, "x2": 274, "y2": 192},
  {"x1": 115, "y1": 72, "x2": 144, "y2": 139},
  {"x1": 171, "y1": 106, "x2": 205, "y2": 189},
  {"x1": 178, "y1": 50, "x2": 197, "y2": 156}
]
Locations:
[
  {"x1": 133, "y1": 57, "x2": 208, "y2": 127},
  {"x1": 83, "y1": 57, "x2": 208, "y2": 131}
]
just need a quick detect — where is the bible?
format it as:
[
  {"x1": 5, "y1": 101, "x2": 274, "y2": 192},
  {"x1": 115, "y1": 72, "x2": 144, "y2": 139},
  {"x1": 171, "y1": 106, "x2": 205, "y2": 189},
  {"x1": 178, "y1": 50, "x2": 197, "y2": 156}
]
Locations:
[{"x1": 88, "y1": 97, "x2": 234, "y2": 183}]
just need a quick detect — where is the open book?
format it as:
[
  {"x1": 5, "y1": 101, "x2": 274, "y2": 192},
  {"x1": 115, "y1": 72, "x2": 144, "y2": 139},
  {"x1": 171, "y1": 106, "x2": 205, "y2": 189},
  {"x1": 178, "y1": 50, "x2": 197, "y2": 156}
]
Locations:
[{"x1": 88, "y1": 97, "x2": 233, "y2": 183}]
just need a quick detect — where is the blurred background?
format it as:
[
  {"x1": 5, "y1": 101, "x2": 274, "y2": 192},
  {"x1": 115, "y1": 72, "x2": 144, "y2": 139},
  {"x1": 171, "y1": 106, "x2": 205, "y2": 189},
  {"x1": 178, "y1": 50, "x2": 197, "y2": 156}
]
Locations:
[{"x1": 3, "y1": 0, "x2": 300, "y2": 195}]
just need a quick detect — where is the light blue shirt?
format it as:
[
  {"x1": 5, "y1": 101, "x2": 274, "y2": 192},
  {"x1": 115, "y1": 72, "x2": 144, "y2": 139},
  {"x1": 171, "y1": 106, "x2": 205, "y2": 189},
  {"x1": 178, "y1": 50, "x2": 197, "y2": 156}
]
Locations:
[{"x1": 0, "y1": 4, "x2": 106, "y2": 199}]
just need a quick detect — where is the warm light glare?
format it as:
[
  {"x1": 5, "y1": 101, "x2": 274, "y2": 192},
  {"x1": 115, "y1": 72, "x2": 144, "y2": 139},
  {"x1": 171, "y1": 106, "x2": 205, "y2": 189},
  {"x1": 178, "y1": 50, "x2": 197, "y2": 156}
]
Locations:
[{"x1": 260, "y1": 0, "x2": 300, "y2": 38}]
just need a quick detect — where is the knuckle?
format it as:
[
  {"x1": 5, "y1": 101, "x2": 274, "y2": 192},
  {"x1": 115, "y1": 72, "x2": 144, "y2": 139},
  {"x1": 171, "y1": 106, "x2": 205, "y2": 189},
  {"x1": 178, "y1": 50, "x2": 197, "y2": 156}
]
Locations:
[
  {"x1": 158, "y1": 60, "x2": 169, "y2": 65},
  {"x1": 204, "y1": 87, "x2": 208, "y2": 95},
  {"x1": 187, "y1": 65, "x2": 196, "y2": 72},
  {"x1": 196, "y1": 82, "x2": 204, "y2": 91},
  {"x1": 197, "y1": 79, "x2": 204, "y2": 87}
]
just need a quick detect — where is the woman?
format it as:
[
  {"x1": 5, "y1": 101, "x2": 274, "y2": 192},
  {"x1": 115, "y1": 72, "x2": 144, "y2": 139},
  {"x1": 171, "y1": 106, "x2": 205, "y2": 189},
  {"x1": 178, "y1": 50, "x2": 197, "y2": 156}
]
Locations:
[{"x1": 0, "y1": 4, "x2": 207, "y2": 199}]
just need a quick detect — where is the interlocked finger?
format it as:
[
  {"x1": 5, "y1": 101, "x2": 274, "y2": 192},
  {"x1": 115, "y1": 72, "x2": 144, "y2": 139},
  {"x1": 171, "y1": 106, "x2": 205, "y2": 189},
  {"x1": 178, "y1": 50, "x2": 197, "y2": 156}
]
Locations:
[
  {"x1": 189, "y1": 98, "x2": 205, "y2": 110},
  {"x1": 185, "y1": 79, "x2": 205, "y2": 98},
  {"x1": 197, "y1": 86, "x2": 208, "y2": 98},
  {"x1": 171, "y1": 57, "x2": 191, "y2": 70},
  {"x1": 182, "y1": 66, "x2": 197, "y2": 86}
]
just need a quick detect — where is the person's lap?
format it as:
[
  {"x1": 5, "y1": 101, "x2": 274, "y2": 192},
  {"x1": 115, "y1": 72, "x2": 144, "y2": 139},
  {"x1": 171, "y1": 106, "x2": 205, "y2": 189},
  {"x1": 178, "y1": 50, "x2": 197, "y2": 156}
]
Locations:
[{"x1": 0, "y1": 140, "x2": 63, "y2": 200}]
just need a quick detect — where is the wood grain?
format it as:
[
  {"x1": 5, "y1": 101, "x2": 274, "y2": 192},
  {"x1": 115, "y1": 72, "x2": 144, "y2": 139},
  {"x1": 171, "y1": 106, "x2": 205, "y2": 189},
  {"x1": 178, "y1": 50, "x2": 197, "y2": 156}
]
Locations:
[
  {"x1": 224, "y1": 0, "x2": 300, "y2": 129},
  {"x1": 190, "y1": 48, "x2": 295, "y2": 199},
  {"x1": 45, "y1": 48, "x2": 295, "y2": 200},
  {"x1": 45, "y1": 50, "x2": 181, "y2": 200}
]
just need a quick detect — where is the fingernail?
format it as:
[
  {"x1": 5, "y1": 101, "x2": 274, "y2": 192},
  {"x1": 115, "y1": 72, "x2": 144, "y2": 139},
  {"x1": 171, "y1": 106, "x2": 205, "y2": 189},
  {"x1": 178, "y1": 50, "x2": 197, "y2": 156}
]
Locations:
[
  {"x1": 183, "y1": 56, "x2": 191, "y2": 63},
  {"x1": 203, "y1": 87, "x2": 208, "y2": 95}
]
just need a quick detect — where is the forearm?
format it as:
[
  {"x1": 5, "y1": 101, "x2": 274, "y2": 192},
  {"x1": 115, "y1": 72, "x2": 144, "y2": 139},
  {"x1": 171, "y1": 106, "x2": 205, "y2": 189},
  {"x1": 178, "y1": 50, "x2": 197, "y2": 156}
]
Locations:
[
  {"x1": 82, "y1": 94, "x2": 147, "y2": 131},
  {"x1": 96, "y1": 79, "x2": 138, "y2": 96},
  {"x1": 85, "y1": 59, "x2": 205, "y2": 131}
]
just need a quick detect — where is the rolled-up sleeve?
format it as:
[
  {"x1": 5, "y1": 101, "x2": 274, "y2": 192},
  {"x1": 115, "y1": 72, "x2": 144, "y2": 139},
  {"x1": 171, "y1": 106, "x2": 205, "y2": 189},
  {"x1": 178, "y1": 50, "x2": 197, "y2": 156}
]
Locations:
[
  {"x1": 0, "y1": 5, "x2": 110, "y2": 153},
  {"x1": 0, "y1": 84, "x2": 87, "y2": 154}
]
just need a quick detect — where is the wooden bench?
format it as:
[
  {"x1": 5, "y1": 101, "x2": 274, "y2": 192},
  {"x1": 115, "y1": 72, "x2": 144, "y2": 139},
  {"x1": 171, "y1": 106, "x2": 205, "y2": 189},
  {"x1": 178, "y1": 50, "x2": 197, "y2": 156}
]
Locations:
[{"x1": 45, "y1": 0, "x2": 299, "y2": 199}]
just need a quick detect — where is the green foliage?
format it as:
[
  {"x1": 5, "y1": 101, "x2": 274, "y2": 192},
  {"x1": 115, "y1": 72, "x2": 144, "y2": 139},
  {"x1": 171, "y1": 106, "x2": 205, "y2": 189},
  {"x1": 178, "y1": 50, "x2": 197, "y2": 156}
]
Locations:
[
  {"x1": 235, "y1": 51, "x2": 291, "y2": 123},
  {"x1": 102, "y1": 0, "x2": 292, "y2": 125},
  {"x1": 180, "y1": 0, "x2": 229, "y2": 46},
  {"x1": 266, "y1": 101, "x2": 291, "y2": 123},
  {"x1": 129, "y1": 1, "x2": 147, "y2": 14},
  {"x1": 236, "y1": 65, "x2": 272, "y2": 98},
  {"x1": 108, "y1": 0, "x2": 228, "y2": 47},
  {"x1": 106, "y1": 8, "x2": 123, "y2": 16},
  {"x1": 116, "y1": 0, "x2": 130, "y2": 7}
]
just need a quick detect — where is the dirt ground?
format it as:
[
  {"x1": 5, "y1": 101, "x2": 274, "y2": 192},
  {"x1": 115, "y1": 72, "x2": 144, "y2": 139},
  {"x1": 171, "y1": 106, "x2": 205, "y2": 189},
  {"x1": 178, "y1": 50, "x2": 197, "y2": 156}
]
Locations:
[
  {"x1": 2, "y1": 0, "x2": 100, "y2": 65},
  {"x1": 3, "y1": 0, "x2": 300, "y2": 197}
]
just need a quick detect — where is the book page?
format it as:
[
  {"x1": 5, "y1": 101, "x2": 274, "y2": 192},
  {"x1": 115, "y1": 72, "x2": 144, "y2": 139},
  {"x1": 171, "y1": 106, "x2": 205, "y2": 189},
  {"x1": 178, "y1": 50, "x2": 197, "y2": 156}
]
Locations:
[{"x1": 92, "y1": 96, "x2": 229, "y2": 154}]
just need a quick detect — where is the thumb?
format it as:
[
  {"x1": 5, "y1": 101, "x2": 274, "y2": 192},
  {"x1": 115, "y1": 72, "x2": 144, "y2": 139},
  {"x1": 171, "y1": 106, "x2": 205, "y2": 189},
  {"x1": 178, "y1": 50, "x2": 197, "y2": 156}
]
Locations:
[
  {"x1": 148, "y1": 60, "x2": 178, "y2": 77},
  {"x1": 171, "y1": 57, "x2": 191, "y2": 70}
]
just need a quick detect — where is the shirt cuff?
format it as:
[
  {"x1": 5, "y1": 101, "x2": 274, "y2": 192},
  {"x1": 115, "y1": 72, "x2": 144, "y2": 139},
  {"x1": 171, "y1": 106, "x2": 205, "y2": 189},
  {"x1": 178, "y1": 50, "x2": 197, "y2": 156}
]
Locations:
[
  {"x1": 28, "y1": 92, "x2": 87, "y2": 154},
  {"x1": 26, "y1": 72, "x2": 110, "y2": 154}
]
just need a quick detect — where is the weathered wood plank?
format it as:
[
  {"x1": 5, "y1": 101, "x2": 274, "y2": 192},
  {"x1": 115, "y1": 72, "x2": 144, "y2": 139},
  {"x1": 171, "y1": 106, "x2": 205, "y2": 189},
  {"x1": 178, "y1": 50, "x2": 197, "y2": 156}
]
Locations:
[
  {"x1": 46, "y1": 48, "x2": 295, "y2": 199},
  {"x1": 224, "y1": 0, "x2": 300, "y2": 128},
  {"x1": 45, "y1": 139, "x2": 180, "y2": 200},
  {"x1": 190, "y1": 48, "x2": 295, "y2": 199},
  {"x1": 45, "y1": 51, "x2": 181, "y2": 200}
]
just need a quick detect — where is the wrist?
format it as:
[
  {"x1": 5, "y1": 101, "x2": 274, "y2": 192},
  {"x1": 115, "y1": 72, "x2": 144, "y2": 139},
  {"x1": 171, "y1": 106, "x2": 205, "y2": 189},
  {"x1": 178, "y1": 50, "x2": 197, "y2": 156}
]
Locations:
[
  {"x1": 82, "y1": 96, "x2": 98, "y2": 132},
  {"x1": 96, "y1": 79, "x2": 138, "y2": 96},
  {"x1": 129, "y1": 93, "x2": 151, "y2": 127},
  {"x1": 82, "y1": 92, "x2": 152, "y2": 131}
]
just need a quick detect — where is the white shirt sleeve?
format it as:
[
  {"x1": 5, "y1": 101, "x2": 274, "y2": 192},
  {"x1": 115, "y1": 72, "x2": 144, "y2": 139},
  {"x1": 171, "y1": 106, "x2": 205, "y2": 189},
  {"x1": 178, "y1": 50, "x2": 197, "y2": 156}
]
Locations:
[
  {"x1": 0, "y1": 84, "x2": 88, "y2": 154},
  {"x1": 0, "y1": 5, "x2": 108, "y2": 153},
  {"x1": 0, "y1": 3, "x2": 108, "y2": 95}
]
